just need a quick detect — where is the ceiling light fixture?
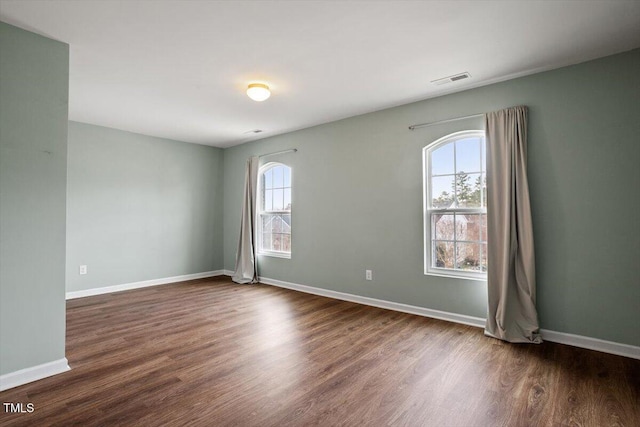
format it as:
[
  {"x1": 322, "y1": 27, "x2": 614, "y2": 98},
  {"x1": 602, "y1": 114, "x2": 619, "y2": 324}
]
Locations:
[{"x1": 247, "y1": 83, "x2": 271, "y2": 102}]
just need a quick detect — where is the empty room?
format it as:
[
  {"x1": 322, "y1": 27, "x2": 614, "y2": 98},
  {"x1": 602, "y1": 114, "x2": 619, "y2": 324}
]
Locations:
[{"x1": 1, "y1": 1, "x2": 639, "y2": 426}]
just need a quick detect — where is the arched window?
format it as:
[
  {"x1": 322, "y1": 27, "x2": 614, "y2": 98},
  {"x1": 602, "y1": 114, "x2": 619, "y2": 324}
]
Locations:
[
  {"x1": 423, "y1": 130, "x2": 486, "y2": 280},
  {"x1": 258, "y1": 162, "x2": 292, "y2": 258}
]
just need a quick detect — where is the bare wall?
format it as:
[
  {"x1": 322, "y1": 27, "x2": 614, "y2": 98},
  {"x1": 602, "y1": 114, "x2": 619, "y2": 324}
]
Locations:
[
  {"x1": 0, "y1": 22, "x2": 69, "y2": 374},
  {"x1": 222, "y1": 49, "x2": 640, "y2": 347},
  {"x1": 66, "y1": 122, "x2": 224, "y2": 292}
]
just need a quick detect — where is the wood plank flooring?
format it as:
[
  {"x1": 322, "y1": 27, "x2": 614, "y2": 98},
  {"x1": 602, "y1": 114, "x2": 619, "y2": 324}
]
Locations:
[{"x1": 1, "y1": 276, "x2": 638, "y2": 426}]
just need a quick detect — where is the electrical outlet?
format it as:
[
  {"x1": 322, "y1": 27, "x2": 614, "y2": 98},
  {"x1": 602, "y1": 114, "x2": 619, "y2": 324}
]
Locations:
[
  {"x1": 79, "y1": 265, "x2": 87, "y2": 275},
  {"x1": 365, "y1": 269, "x2": 372, "y2": 281}
]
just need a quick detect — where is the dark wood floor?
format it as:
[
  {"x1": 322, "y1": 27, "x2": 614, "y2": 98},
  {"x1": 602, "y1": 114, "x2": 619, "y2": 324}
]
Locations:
[{"x1": 1, "y1": 276, "x2": 638, "y2": 426}]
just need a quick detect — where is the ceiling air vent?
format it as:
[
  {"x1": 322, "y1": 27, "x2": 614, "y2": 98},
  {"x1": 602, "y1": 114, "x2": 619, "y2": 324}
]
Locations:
[{"x1": 431, "y1": 72, "x2": 471, "y2": 86}]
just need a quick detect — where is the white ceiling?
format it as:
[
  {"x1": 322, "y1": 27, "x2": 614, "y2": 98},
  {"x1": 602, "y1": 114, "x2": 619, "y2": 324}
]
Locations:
[{"x1": 1, "y1": 1, "x2": 639, "y2": 148}]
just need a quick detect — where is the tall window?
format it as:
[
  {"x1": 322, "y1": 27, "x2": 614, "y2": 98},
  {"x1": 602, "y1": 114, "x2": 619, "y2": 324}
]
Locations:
[
  {"x1": 423, "y1": 130, "x2": 486, "y2": 280},
  {"x1": 258, "y1": 163, "x2": 292, "y2": 258}
]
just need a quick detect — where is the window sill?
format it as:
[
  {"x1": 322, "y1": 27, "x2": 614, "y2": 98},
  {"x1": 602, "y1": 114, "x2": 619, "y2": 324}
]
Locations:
[
  {"x1": 259, "y1": 251, "x2": 291, "y2": 260},
  {"x1": 425, "y1": 269, "x2": 486, "y2": 282}
]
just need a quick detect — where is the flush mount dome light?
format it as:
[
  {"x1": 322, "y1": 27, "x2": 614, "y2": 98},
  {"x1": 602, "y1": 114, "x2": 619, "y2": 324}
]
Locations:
[{"x1": 247, "y1": 83, "x2": 270, "y2": 102}]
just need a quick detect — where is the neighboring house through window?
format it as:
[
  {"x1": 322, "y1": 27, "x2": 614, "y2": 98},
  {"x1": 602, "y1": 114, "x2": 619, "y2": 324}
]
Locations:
[
  {"x1": 423, "y1": 130, "x2": 486, "y2": 280},
  {"x1": 258, "y1": 162, "x2": 292, "y2": 258}
]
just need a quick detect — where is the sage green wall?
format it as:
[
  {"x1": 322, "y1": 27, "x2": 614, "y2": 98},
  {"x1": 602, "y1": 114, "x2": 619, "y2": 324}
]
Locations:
[
  {"x1": 0, "y1": 22, "x2": 69, "y2": 374},
  {"x1": 223, "y1": 49, "x2": 640, "y2": 346},
  {"x1": 66, "y1": 122, "x2": 224, "y2": 292}
]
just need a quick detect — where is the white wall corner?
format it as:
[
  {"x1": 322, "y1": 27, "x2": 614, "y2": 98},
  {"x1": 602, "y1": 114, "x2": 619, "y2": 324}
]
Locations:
[
  {"x1": 66, "y1": 270, "x2": 226, "y2": 300},
  {"x1": 0, "y1": 358, "x2": 70, "y2": 391},
  {"x1": 258, "y1": 276, "x2": 640, "y2": 360}
]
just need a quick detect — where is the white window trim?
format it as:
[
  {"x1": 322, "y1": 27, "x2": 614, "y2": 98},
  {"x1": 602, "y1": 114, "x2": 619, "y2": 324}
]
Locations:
[
  {"x1": 423, "y1": 130, "x2": 487, "y2": 281},
  {"x1": 257, "y1": 162, "x2": 292, "y2": 259}
]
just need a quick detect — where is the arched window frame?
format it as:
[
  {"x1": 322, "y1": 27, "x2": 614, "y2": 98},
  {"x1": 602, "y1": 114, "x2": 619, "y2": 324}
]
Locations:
[
  {"x1": 423, "y1": 130, "x2": 487, "y2": 280},
  {"x1": 257, "y1": 162, "x2": 292, "y2": 259}
]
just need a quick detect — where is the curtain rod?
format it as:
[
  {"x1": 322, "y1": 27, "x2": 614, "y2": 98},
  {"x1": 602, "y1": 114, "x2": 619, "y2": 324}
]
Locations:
[
  {"x1": 408, "y1": 113, "x2": 484, "y2": 130},
  {"x1": 259, "y1": 148, "x2": 297, "y2": 158}
]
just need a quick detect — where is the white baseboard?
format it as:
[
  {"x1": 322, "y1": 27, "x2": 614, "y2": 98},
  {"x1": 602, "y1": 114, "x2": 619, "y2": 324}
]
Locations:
[
  {"x1": 539, "y1": 329, "x2": 640, "y2": 360},
  {"x1": 258, "y1": 276, "x2": 485, "y2": 328},
  {"x1": 0, "y1": 358, "x2": 70, "y2": 391},
  {"x1": 66, "y1": 270, "x2": 226, "y2": 300},
  {"x1": 258, "y1": 276, "x2": 640, "y2": 360}
]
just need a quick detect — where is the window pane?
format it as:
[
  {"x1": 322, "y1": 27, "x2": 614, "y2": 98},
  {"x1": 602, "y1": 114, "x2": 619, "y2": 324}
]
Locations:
[
  {"x1": 281, "y1": 233, "x2": 291, "y2": 252},
  {"x1": 480, "y1": 214, "x2": 487, "y2": 243},
  {"x1": 264, "y1": 189, "x2": 273, "y2": 210},
  {"x1": 433, "y1": 214, "x2": 454, "y2": 240},
  {"x1": 281, "y1": 214, "x2": 291, "y2": 233},
  {"x1": 477, "y1": 173, "x2": 486, "y2": 208},
  {"x1": 431, "y1": 175, "x2": 455, "y2": 208},
  {"x1": 461, "y1": 214, "x2": 482, "y2": 242},
  {"x1": 431, "y1": 142, "x2": 454, "y2": 175},
  {"x1": 273, "y1": 233, "x2": 285, "y2": 251},
  {"x1": 455, "y1": 173, "x2": 482, "y2": 208},
  {"x1": 264, "y1": 169, "x2": 273, "y2": 189},
  {"x1": 262, "y1": 233, "x2": 272, "y2": 251},
  {"x1": 261, "y1": 214, "x2": 274, "y2": 233},
  {"x1": 434, "y1": 241, "x2": 454, "y2": 269},
  {"x1": 456, "y1": 243, "x2": 481, "y2": 271},
  {"x1": 455, "y1": 213, "x2": 467, "y2": 241},
  {"x1": 481, "y1": 243, "x2": 488, "y2": 272},
  {"x1": 271, "y1": 233, "x2": 291, "y2": 252},
  {"x1": 456, "y1": 137, "x2": 481, "y2": 174},
  {"x1": 263, "y1": 214, "x2": 291, "y2": 234},
  {"x1": 481, "y1": 140, "x2": 486, "y2": 173},
  {"x1": 284, "y1": 188, "x2": 291, "y2": 211},
  {"x1": 284, "y1": 167, "x2": 291, "y2": 187},
  {"x1": 273, "y1": 189, "x2": 284, "y2": 210},
  {"x1": 273, "y1": 166, "x2": 284, "y2": 188}
]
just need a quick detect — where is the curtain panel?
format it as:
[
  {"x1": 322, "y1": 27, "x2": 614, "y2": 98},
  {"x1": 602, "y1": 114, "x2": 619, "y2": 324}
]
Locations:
[
  {"x1": 232, "y1": 156, "x2": 259, "y2": 284},
  {"x1": 484, "y1": 106, "x2": 542, "y2": 343}
]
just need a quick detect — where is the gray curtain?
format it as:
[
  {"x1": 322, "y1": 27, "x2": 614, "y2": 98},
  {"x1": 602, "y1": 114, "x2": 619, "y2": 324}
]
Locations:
[
  {"x1": 232, "y1": 156, "x2": 259, "y2": 284},
  {"x1": 484, "y1": 106, "x2": 542, "y2": 343}
]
